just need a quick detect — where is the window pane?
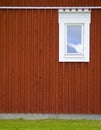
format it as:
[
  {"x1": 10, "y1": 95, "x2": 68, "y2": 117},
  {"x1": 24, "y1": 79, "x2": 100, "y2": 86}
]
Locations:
[{"x1": 67, "y1": 26, "x2": 83, "y2": 53}]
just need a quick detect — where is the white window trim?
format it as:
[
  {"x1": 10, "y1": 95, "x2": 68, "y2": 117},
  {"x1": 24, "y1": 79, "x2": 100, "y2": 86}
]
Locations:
[{"x1": 59, "y1": 9, "x2": 91, "y2": 62}]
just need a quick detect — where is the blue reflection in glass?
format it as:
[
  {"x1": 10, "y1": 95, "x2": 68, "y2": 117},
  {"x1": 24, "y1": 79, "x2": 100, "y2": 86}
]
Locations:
[{"x1": 67, "y1": 26, "x2": 82, "y2": 53}]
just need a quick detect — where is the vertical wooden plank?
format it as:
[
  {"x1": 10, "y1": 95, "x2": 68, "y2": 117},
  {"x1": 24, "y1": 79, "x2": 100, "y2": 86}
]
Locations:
[
  {"x1": 30, "y1": 9, "x2": 34, "y2": 113},
  {"x1": 58, "y1": 63, "x2": 63, "y2": 113},
  {"x1": 30, "y1": 10, "x2": 38, "y2": 113},
  {"x1": 36, "y1": 10, "x2": 40, "y2": 113},
  {"x1": 14, "y1": 10, "x2": 20, "y2": 113},
  {"x1": 44, "y1": 10, "x2": 50, "y2": 113},
  {"x1": 32, "y1": 10, "x2": 38, "y2": 113},
  {"x1": 38, "y1": 9, "x2": 43, "y2": 112},
  {"x1": 2, "y1": 10, "x2": 6, "y2": 112},
  {"x1": 51, "y1": 10, "x2": 58, "y2": 113},
  {"x1": 0, "y1": 10, "x2": 3, "y2": 112},
  {"x1": 19, "y1": 10, "x2": 26, "y2": 113},
  {"x1": 94, "y1": 10, "x2": 101, "y2": 113},
  {"x1": 93, "y1": 10, "x2": 97, "y2": 113},
  {"x1": 42, "y1": 10, "x2": 45, "y2": 113},
  {"x1": 8, "y1": 10, "x2": 12, "y2": 112},
  {"x1": 27, "y1": 10, "x2": 32, "y2": 113},
  {"x1": 54, "y1": 10, "x2": 59, "y2": 113},
  {"x1": 45, "y1": 10, "x2": 51, "y2": 113}
]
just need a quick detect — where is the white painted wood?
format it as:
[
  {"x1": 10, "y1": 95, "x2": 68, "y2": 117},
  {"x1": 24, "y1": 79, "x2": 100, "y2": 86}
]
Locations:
[
  {"x1": 59, "y1": 9, "x2": 91, "y2": 62},
  {"x1": 0, "y1": 6, "x2": 101, "y2": 9}
]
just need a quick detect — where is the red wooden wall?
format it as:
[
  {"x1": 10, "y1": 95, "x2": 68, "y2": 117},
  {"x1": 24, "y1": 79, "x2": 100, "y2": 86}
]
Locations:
[
  {"x1": 0, "y1": 0, "x2": 101, "y2": 6},
  {"x1": 0, "y1": 1, "x2": 101, "y2": 113}
]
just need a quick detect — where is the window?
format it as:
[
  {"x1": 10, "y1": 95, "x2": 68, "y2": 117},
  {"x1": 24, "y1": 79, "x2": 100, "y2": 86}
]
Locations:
[
  {"x1": 59, "y1": 9, "x2": 91, "y2": 62},
  {"x1": 66, "y1": 25, "x2": 83, "y2": 54}
]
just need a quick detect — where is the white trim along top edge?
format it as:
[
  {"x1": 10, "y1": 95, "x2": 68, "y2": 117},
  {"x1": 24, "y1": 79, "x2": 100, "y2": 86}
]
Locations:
[{"x1": 0, "y1": 6, "x2": 101, "y2": 9}]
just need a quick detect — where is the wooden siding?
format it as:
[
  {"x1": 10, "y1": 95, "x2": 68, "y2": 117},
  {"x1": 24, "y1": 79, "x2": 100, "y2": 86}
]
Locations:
[
  {"x1": 0, "y1": 0, "x2": 101, "y2": 6},
  {"x1": 0, "y1": 9, "x2": 101, "y2": 113}
]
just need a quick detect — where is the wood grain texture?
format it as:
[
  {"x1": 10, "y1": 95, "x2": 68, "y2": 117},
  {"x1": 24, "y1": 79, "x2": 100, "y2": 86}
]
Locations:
[
  {"x1": 0, "y1": 0, "x2": 101, "y2": 6},
  {"x1": 0, "y1": 7, "x2": 101, "y2": 113}
]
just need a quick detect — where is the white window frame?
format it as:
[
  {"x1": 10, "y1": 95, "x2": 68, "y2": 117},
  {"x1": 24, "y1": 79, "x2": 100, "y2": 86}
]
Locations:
[{"x1": 59, "y1": 9, "x2": 91, "y2": 62}]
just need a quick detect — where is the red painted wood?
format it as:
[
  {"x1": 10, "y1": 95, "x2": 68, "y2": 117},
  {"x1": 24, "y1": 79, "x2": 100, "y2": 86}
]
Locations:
[
  {"x1": 0, "y1": 0, "x2": 101, "y2": 6},
  {"x1": 0, "y1": 7, "x2": 101, "y2": 114}
]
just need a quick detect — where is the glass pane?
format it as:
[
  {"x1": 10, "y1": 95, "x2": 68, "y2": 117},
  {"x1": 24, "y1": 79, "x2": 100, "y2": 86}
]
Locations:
[{"x1": 67, "y1": 26, "x2": 83, "y2": 53}]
